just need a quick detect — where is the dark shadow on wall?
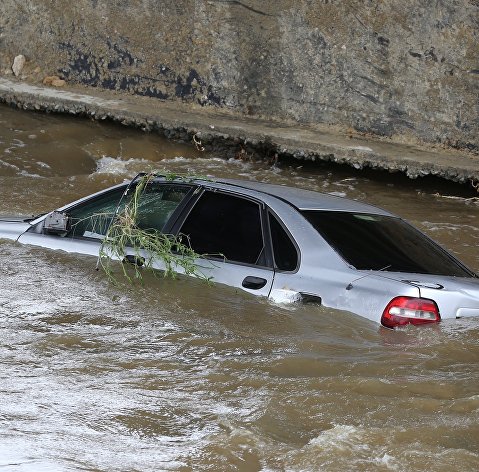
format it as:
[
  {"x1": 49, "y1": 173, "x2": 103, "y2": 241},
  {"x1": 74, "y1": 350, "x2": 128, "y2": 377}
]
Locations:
[{"x1": 58, "y1": 40, "x2": 223, "y2": 106}]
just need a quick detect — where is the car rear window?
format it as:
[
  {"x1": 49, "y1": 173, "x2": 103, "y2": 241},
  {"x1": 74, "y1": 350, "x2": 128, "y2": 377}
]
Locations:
[{"x1": 301, "y1": 210, "x2": 472, "y2": 276}]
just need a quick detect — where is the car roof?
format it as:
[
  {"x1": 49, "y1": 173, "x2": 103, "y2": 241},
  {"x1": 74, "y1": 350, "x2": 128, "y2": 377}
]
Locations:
[{"x1": 203, "y1": 178, "x2": 393, "y2": 216}]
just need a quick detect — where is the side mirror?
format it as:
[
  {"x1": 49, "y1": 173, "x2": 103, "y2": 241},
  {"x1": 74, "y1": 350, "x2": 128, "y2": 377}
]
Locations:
[{"x1": 44, "y1": 211, "x2": 71, "y2": 236}]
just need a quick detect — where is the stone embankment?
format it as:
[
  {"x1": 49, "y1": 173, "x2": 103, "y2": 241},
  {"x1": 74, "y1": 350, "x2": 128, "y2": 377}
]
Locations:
[
  {"x1": 1, "y1": 1, "x2": 478, "y2": 153},
  {"x1": 1, "y1": 77, "x2": 478, "y2": 184}
]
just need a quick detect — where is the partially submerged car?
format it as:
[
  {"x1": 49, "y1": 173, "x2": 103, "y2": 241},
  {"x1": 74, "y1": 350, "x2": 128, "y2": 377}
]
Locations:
[{"x1": 1, "y1": 174, "x2": 478, "y2": 328}]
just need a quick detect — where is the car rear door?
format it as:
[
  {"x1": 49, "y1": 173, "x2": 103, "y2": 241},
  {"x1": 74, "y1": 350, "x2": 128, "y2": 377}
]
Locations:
[{"x1": 171, "y1": 188, "x2": 275, "y2": 297}]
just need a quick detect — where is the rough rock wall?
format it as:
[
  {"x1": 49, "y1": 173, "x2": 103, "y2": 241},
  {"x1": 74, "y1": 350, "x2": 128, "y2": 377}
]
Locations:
[{"x1": 1, "y1": 0, "x2": 478, "y2": 150}]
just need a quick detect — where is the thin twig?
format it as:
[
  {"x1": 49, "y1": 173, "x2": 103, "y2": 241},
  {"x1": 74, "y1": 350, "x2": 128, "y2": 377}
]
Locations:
[{"x1": 193, "y1": 133, "x2": 205, "y2": 152}]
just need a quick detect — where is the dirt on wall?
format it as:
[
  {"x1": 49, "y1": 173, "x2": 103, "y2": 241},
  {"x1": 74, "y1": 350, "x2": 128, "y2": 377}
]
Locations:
[{"x1": 1, "y1": 0, "x2": 478, "y2": 151}]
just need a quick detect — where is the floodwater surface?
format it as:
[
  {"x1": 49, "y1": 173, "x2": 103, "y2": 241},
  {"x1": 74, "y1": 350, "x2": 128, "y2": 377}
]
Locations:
[{"x1": 0, "y1": 104, "x2": 478, "y2": 471}]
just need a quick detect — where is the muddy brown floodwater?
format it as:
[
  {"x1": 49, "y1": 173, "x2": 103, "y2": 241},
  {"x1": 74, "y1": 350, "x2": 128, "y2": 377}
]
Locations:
[{"x1": 1, "y1": 103, "x2": 478, "y2": 471}]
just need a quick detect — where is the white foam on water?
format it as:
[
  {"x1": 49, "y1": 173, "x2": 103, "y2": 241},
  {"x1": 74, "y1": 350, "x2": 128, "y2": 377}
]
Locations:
[
  {"x1": 94, "y1": 155, "x2": 149, "y2": 175},
  {"x1": 19, "y1": 170, "x2": 42, "y2": 178},
  {"x1": 0, "y1": 441, "x2": 64, "y2": 472},
  {"x1": 289, "y1": 424, "x2": 402, "y2": 471},
  {"x1": 308, "y1": 424, "x2": 366, "y2": 450},
  {"x1": 36, "y1": 161, "x2": 51, "y2": 169},
  {"x1": 3, "y1": 138, "x2": 26, "y2": 154},
  {"x1": 0, "y1": 159, "x2": 19, "y2": 170},
  {"x1": 269, "y1": 289, "x2": 302, "y2": 304},
  {"x1": 423, "y1": 222, "x2": 479, "y2": 232},
  {"x1": 92, "y1": 154, "x2": 263, "y2": 180},
  {"x1": 347, "y1": 145, "x2": 374, "y2": 152}
]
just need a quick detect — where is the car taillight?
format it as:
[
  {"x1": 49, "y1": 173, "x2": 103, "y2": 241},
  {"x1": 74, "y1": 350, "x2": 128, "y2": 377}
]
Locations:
[{"x1": 381, "y1": 296, "x2": 440, "y2": 329}]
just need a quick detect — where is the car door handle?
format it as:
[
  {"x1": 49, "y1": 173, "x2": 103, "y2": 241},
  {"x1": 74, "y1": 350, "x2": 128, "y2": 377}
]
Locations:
[
  {"x1": 242, "y1": 276, "x2": 267, "y2": 290},
  {"x1": 123, "y1": 254, "x2": 145, "y2": 266}
]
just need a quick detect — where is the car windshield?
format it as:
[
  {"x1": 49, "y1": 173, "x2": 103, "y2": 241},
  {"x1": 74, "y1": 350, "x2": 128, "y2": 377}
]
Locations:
[{"x1": 301, "y1": 210, "x2": 472, "y2": 276}]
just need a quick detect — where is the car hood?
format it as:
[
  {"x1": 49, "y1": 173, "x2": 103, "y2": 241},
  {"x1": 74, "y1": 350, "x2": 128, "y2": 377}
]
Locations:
[
  {"x1": 0, "y1": 215, "x2": 32, "y2": 222},
  {"x1": 0, "y1": 216, "x2": 32, "y2": 241},
  {"x1": 375, "y1": 272, "x2": 479, "y2": 319}
]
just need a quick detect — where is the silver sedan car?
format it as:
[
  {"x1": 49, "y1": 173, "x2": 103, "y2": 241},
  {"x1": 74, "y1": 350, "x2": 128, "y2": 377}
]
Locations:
[{"x1": 1, "y1": 175, "x2": 478, "y2": 328}]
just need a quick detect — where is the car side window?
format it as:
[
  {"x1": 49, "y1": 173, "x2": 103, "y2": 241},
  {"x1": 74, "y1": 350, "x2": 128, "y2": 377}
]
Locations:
[
  {"x1": 67, "y1": 187, "x2": 128, "y2": 239},
  {"x1": 268, "y1": 212, "x2": 298, "y2": 271},
  {"x1": 67, "y1": 183, "x2": 191, "y2": 239},
  {"x1": 179, "y1": 190, "x2": 266, "y2": 266},
  {"x1": 135, "y1": 183, "x2": 191, "y2": 232}
]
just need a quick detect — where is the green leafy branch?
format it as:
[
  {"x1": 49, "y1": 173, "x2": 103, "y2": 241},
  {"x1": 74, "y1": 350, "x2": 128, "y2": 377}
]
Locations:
[{"x1": 95, "y1": 172, "x2": 211, "y2": 284}]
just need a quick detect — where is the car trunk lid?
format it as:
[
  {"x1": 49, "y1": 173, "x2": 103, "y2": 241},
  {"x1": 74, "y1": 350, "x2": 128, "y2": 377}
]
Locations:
[{"x1": 375, "y1": 272, "x2": 479, "y2": 319}]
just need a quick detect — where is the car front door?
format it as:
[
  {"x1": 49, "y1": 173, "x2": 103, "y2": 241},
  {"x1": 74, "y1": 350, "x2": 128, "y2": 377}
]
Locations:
[
  {"x1": 19, "y1": 182, "x2": 195, "y2": 259},
  {"x1": 172, "y1": 189, "x2": 275, "y2": 297}
]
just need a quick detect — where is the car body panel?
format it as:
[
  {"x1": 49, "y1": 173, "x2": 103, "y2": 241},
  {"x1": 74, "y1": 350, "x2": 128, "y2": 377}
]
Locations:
[
  {"x1": 18, "y1": 231, "x2": 103, "y2": 257},
  {"x1": 217, "y1": 179, "x2": 393, "y2": 214},
  {"x1": 0, "y1": 217, "x2": 32, "y2": 241},
  {"x1": 374, "y1": 272, "x2": 479, "y2": 319},
  {"x1": 1, "y1": 176, "x2": 477, "y2": 327},
  {"x1": 15, "y1": 225, "x2": 276, "y2": 299},
  {"x1": 149, "y1": 254, "x2": 275, "y2": 297},
  {"x1": 16, "y1": 182, "x2": 277, "y2": 298},
  {"x1": 272, "y1": 269, "x2": 421, "y2": 324}
]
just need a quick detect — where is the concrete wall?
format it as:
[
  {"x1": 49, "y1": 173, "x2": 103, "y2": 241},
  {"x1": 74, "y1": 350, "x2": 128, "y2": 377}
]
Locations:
[{"x1": 1, "y1": 0, "x2": 478, "y2": 150}]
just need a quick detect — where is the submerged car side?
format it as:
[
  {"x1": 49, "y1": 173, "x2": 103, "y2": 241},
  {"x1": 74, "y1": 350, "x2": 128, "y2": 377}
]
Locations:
[{"x1": 1, "y1": 176, "x2": 478, "y2": 328}]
